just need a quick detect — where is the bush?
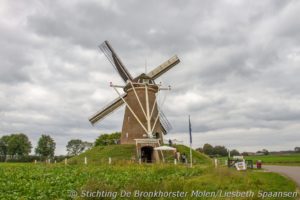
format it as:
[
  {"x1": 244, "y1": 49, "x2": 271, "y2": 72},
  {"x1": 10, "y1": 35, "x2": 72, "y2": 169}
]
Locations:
[{"x1": 95, "y1": 132, "x2": 121, "y2": 146}]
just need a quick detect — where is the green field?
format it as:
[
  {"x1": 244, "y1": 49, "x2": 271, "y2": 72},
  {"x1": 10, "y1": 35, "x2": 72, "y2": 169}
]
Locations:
[
  {"x1": 244, "y1": 154, "x2": 300, "y2": 165},
  {"x1": 218, "y1": 154, "x2": 300, "y2": 166},
  {"x1": 0, "y1": 145, "x2": 298, "y2": 200}
]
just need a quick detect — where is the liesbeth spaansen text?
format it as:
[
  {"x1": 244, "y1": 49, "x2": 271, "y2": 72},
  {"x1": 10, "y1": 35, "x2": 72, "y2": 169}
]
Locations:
[{"x1": 191, "y1": 190, "x2": 298, "y2": 198}]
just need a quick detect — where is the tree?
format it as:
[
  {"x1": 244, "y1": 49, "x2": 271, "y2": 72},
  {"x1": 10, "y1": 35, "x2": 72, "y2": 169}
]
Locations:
[
  {"x1": 262, "y1": 149, "x2": 269, "y2": 155},
  {"x1": 295, "y1": 147, "x2": 300, "y2": 152},
  {"x1": 213, "y1": 145, "x2": 228, "y2": 157},
  {"x1": 95, "y1": 132, "x2": 121, "y2": 146},
  {"x1": 35, "y1": 135, "x2": 56, "y2": 159},
  {"x1": 241, "y1": 152, "x2": 249, "y2": 156},
  {"x1": 230, "y1": 149, "x2": 240, "y2": 156},
  {"x1": 66, "y1": 139, "x2": 93, "y2": 156},
  {"x1": 0, "y1": 135, "x2": 10, "y2": 158},
  {"x1": 6, "y1": 133, "x2": 32, "y2": 157},
  {"x1": 203, "y1": 143, "x2": 214, "y2": 155},
  {"x1": 83, "y1": 141, "x2": 93, "y2": 150},
  {"x1": 196, "y1": 147, "x2": 203, "y2": 153}
]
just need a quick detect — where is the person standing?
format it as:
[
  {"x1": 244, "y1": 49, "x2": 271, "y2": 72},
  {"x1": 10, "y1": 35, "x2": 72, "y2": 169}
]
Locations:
[
  {"x1": 168, "y1": 139, "x2": 173, "y2": 146},
  {"x1": 181, "y1": 153, "x2": 186, "y2": 163}
]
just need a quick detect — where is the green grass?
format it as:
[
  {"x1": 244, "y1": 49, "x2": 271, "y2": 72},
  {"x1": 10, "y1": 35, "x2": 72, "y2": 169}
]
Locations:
[
  {"x1": 68, "y1": 144, "x2": 136, "y2": 164},
  {"x1": 163, "y1": 144, "x2": 211, "y2": 164},
  {"x1": 244, "y1": 154, "x2": 300, "y2": 165},
  {"x1": 68, "y1": 144, "x2": 211, "y2": 165},
  {"x1": 218, "y1": 154, "x2": 300, "y2": 166},
  {"x1": 0, "y1": 163, "x2": 297, "y2": 200}
]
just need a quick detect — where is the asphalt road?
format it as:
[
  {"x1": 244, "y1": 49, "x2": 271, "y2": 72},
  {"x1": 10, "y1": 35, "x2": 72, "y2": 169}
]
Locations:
[{"x1": 263, "y1": 165, "x2": 300, "y2": 186}]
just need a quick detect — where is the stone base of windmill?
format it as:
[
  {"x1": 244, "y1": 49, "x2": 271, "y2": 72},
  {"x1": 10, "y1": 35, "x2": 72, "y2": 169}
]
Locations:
[{"x1": 134, "y1": 139, "x2": 164, "y2": 163}]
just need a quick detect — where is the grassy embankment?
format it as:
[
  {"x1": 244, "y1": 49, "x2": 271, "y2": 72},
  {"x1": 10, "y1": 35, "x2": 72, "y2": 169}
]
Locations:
[
  {"x1": 0, "y1": 145, "x2": 298, "y2": 200},
  {"x1": 68, "y1": 144, "x2": 211, "y2": 165}
]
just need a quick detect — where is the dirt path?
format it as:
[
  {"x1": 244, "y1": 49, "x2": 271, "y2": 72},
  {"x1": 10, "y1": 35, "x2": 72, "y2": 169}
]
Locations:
[{"x1": 264, "y1": 165, "x2": 300, "y2": 186}]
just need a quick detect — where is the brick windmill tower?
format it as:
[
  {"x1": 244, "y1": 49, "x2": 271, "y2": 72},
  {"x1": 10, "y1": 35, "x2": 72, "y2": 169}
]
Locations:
[{"x1": 89, "y1": 41, "x2": 180, "y2": 162}]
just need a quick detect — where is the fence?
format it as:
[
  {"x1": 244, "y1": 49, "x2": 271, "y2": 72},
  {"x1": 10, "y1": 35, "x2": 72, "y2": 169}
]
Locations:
[{"x1": 0, "y1": 155, "x2": 72, "y2": 163}]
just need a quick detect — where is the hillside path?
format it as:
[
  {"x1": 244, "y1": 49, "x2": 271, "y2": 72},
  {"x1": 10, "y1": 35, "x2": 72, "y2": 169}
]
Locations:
[{"x1": 264, "y1": 165, "x2": 300, "y2": 186}]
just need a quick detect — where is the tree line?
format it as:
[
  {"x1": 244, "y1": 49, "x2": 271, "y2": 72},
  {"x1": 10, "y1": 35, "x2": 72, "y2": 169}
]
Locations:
[
  {"x1": 0, "y1": 133, "x2": 56, "y2": 162},
  {"x1": 197, "y1": 144, "x2": 300, "y2": 157},
  {"x1": 64, "y1": 132, "x2": 120, "y2": 156},
  {"x1": 196, "y1": 143, "x2": 267, "y2": 157},
  {"x1": 196, "y1": 144, "x2": 236, "y2": 157},
  {"x1": 0, "y1": 132, "x2": 119, "y2": 162}
]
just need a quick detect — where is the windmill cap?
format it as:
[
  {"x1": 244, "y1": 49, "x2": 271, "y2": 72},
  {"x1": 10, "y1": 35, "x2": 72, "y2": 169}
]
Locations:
[
  {"x1": 124, "y1": 73, "x2": 158, "y2": 92},
  {"x1": 133, "y1": 73, "x2": 152, "y2": 82}
]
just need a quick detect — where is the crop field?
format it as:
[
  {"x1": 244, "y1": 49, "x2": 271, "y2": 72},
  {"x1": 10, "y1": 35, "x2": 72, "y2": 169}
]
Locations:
[{"x1": 0, "y1": 162, "x2": 298, "y2": 200}]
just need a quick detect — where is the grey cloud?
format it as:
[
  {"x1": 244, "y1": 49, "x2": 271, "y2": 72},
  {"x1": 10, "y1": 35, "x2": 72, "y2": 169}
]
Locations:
[{"x1": 1, "y1": 0, "x2": 300, "y2": 154}]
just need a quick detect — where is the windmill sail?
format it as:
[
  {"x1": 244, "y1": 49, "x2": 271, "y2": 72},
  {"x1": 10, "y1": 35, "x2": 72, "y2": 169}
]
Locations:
[
  {"x1": 158, "y1": 107, "x2": 172, "y2": 134},
  {"x1": 147, "y1": 55, "x2": 180, "y2": 80},
  {"x1": 99, "y1": 41, "x2": 133, "y2": 82},
  {"x1": 89, "y1": 94, "x2": 127, "y2": 125}
]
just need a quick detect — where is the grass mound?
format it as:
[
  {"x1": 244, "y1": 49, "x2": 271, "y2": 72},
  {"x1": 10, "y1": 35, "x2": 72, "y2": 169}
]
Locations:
[
  {"x1": 68, "y1": 144, "x2": 136, "y2": 165},
  {"x1": 163, "y1": 144, "x2": 211, "y2": 164},
  {"x1": 175, "y1": 144, "x2": 211, "y2": 164},
  {"x1": 68, "y1": 144, "x2": 211, "y2": 165}
]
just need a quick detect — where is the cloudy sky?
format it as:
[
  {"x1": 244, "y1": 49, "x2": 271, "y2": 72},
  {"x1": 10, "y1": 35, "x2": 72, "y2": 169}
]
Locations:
[{"x1": 1, "y1": 0, "x2": 300, "y2": 155}]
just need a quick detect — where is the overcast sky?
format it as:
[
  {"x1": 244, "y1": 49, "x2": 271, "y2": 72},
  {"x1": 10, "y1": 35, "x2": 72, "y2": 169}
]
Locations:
[{"x1": 1, "y1": 0, "x2": 300, "y2": 155}]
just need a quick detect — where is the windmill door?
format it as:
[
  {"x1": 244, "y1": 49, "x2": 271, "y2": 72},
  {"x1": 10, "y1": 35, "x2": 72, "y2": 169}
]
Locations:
[{"x1": 141, "y1": 146, "x2": 153, "y2": 163}]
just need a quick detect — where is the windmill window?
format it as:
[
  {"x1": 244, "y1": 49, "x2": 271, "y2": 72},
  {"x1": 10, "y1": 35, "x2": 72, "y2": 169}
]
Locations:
[{"x1": 155, "y1": 132, "x2": 159, "y2": 139}]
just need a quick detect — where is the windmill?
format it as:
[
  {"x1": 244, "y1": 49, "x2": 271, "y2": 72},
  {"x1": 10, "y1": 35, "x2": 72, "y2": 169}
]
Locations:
[{"x1": 89, "y1": 41, "x2": 180, "y2": 160}]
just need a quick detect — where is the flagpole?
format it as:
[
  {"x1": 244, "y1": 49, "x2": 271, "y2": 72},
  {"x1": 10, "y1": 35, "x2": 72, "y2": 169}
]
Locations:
[
  {"x1": 190, "y1": 141, "x2": 192, "y2": 168},
  {"x1": 189, "y1": 115, "x2": 193, "y2": 168}
]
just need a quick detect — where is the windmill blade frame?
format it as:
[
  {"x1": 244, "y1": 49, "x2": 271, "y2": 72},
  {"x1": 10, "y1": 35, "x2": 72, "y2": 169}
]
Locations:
[
  {"x1": 147, "y1": 55, "x2": 180, "y2": 80},
  {"x1": 89, "y1": 93, "x2": 127, "y2": 125},
  {"x1": 158, "y1": 107, "x2": 172, "y2": 134},
  {"x1": 99, "y1": 41, "x2": 133, "y2": 82}
]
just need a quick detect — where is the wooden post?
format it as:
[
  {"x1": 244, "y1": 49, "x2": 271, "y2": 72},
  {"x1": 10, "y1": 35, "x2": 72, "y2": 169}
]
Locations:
[
  {"x1": 214, "y1": 158, "x2": 218, "y2": 168},
  {"x1": 84, "y1": 156, "x2": 87, "y2": 165},
  {"x1": 174, "y1": 159, "x2": 177, "y2": 165},
  {"x1": 65, "y1": 158, "x2": 68, "y2": 165},
  {"x1": 34, "y1": 160, "x2": 37, "y2": 164},
  {"x1": 109, "y1": 157, "x2": 112, "y2": 165}
]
